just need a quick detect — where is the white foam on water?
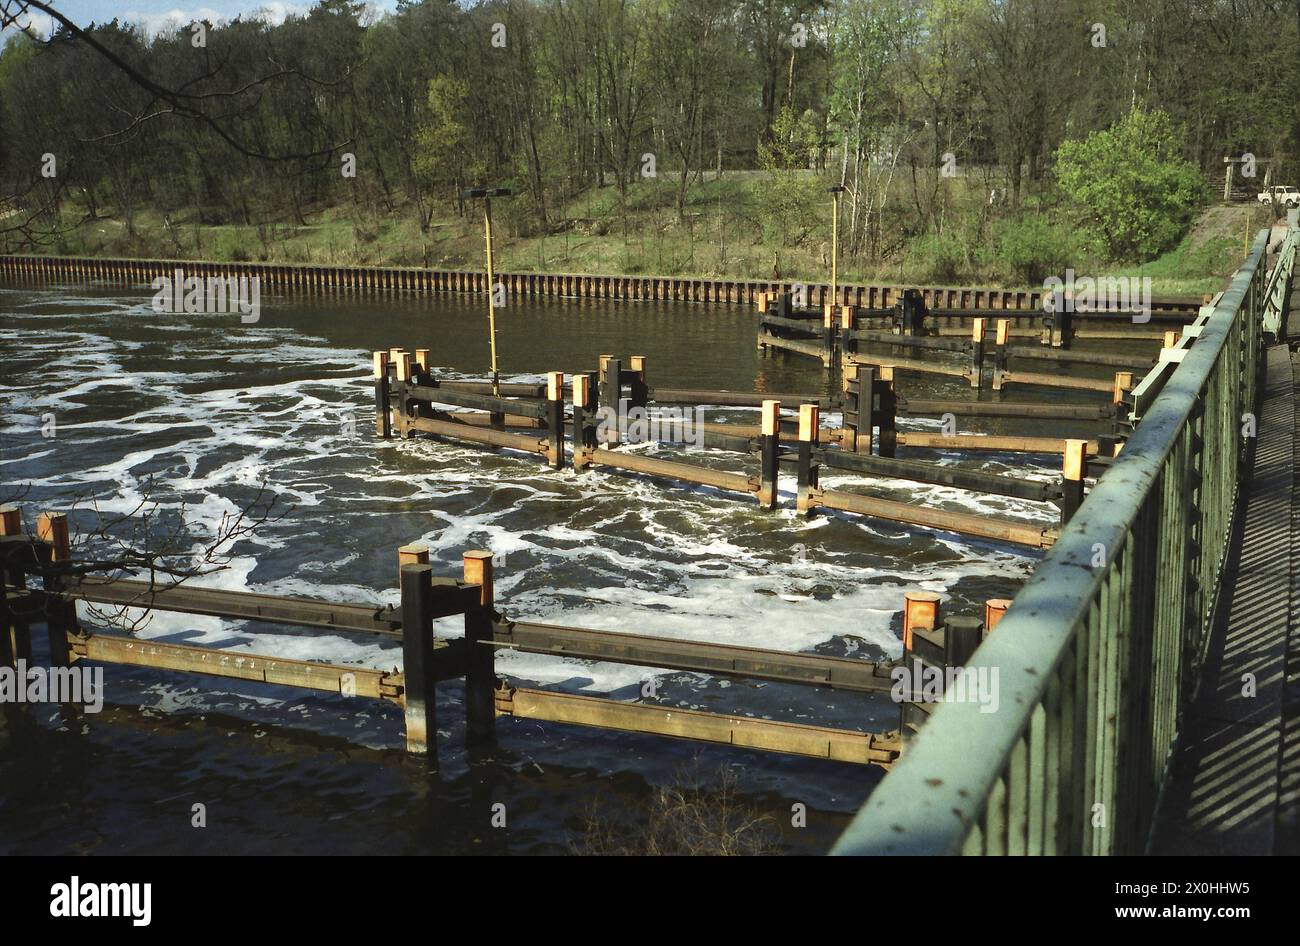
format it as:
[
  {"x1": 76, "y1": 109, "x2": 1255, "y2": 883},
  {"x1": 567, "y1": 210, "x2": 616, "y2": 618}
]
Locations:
[{"x1": 2, "y1": 289, "x2": 1049, "y2": 714}]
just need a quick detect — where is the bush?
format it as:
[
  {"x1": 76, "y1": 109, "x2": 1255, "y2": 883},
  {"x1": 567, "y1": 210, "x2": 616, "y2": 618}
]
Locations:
[
  {"x1": 212, "y1": 228, "x2": 252, "y2": 262},
  {"x1": 991, "y1": 213, "x2": 1081, "y2": 284},
  {"x1": 573, "y1": 762, "x2": 781, "y2": 856},
  {"x1": 1054, "y1": 108, "x2": 1204, "y2": 261},
  {"x1": 906, "y1": 229, "x2": 968, "y2": 282}
]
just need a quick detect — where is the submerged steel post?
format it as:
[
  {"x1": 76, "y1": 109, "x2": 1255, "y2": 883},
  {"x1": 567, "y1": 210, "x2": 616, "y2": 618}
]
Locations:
[
  {"x1": 400, "y1": 563, "x2": 437, "y2": 759},
  {"x1": 462, "y1": 551, "x2": 496, "y2": 747}
]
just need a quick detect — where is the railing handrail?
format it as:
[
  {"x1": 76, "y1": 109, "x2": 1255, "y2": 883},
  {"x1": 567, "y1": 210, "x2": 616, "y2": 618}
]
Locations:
[{"x1": 831, "y1": 231, "x2": 1273, "y2": 855}]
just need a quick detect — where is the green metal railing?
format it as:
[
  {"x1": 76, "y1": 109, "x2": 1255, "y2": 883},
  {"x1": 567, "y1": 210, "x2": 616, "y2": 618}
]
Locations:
[
  {"x1": 833, "y1": 230, "x2": 1281, "y2": 855},
  {"x1": 1263, "y1": 208, "x2": 1299, "y2": 339}
]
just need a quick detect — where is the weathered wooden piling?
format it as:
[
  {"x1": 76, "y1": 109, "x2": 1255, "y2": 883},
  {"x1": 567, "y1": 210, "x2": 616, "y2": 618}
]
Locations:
[
  {"x1": 969, "y1": 318, "x2": 986, "y2": 389},
  {"x1": 821, "y1": 306, "x2": 836, "y2": 367},
  {"x1": 992, "y1": 319, "x2": 1010, "y2": 390},
  {"x1": 396, "y1": 353, "x2": 418, "y2": 438},
  {"x1": 400, "y1": 562, "x2": 437, "y2": 758},
  {"x1": 546, "y1": 372, "x2": 565, "y2": 469},
  {"x1": 842, "y1": 364, "x2": 867, "y2": 453},
  {"x1": 599, "y1": 355, "x2": 622, "y2": 446},
  {"x1": 571, "y1": 374, "x2": 597, "y2": 470},
  {"x1": 1113, "y1": 371, "x2": 1134, "y2": 405},
  {"x1": 462, "y1": 551, "x2": 496, "y2": 746},
  {"x1": 758, "y1": 400, "x2": 781, "y2": 509},
  {"x1": 876, "y1": 367, "x2": 898, "y2": 458},
  {"x1": 0, "y1": 505, "x2": 31, "y2": 669},
  {"x1": 796, "y1": 404, "x2": 820, "y2": 514},
  {"x1": 373, "y1": 351, "x2": 391, "y2": 438},
  {"x1": 1046, "y1": 300, "x2": 1072, "y2": 348},
  {"x1": 36, "y1": 512, "x2": 73, "y2": 669},
  {"x1": 1061, "y1": 439, "x2": 1087, "y2": 523},
  {"x1": 900, "y1": 590, "x2": 943, "y2": 744},
  {"x1": 629, "y1": 356, "x2": 649, "y2": 410}
]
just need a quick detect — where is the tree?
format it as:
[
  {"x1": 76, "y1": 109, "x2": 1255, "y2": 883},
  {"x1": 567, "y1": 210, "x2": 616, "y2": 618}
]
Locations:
[
  {"x1": 757, "y1": 105, "x2": 821, "y2": 248},
  {"x1": 1055, "y1": 107, "x2": 1204, "y2": 260},
  {"x1": 414, "y1": 75, "x2": 475, "y2": 218}
]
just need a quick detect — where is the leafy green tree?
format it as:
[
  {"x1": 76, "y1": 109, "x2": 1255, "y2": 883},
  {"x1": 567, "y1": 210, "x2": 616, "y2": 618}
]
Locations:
[
  {"x1": 414, "y1": 75, "x2": 475, "y2": 209},
  {"x1": 757, "y1": 105, "x2": 821, "y2": 247},
  {"x1": 1055, "y1": 108, "x2": 1204, "y2": 260}
]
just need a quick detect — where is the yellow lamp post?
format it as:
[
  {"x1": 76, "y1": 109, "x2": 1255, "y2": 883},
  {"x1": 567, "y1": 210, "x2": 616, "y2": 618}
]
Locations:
[
  {"x1": 462, "y1": 187, "x2": 513, "y2": 396},
  {"x1": 827, "y1": 184, "x2": 846, "y2": 306}
]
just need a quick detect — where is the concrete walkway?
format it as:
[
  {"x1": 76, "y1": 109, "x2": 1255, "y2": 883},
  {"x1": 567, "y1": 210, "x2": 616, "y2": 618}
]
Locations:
[{"x1": 1149, "y1": 286, "x2": 1300, "y2": 855}]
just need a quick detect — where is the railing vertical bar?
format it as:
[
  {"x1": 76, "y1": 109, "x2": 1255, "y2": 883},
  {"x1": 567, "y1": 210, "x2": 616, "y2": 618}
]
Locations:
[
  {"x1": 1084, "y1": 595, "x2": 1103, "y2": 855},
  {"x1": 1007, "y1": 736, "x2": 1029, "y2": 855},
  {"x1": 984, "y1": 776, "x2": 1008, "y2": 856},
  {"x1": 1028, "y1": 701, "x2": 1048, "y2": 855}
]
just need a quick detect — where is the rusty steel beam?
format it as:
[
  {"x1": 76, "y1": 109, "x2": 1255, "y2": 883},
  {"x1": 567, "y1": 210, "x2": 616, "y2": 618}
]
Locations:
[
  {"x1": 587, "y1": 447, "x2": 758, "y2": 495},
  {"x1": 494, "y1": 619, "x2": 896, "y2": 692},
  {"x1": 496, "y1": 685, "x2": 901, "y2": 767},
  {"x1": 996, "y1": 370, "x2": 1114, "y2": 393},
  {"x1": 62, "y1": 575, "x2": 480, "y2": 634},
  {"x1": 70, "y1": 632, "x2": 403, "y2": 701},
  {"x1": 895, "y1": 433, "x2": 1099, "y2": 454},
  {"x1": 406, "y1": 415, "x2": 550, "y2": 455},
  {"x1": 897, "y1": 398, "x2": 1115, "y2": 421},
  {"x1": 843, "y1": 352, "x2": 970, "y2": 380},
  {"x1": 812, "y1": 487, "x2": 1056, "y2": 548},
  {"x1": 651, "y1": 388, "x2": 835, "y2": 408}
]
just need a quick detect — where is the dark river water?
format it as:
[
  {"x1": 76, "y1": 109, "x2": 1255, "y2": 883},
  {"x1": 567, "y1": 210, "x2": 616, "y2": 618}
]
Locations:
[{"x1": 0, "y1": 282, "x2": 1111, "y2": 855}]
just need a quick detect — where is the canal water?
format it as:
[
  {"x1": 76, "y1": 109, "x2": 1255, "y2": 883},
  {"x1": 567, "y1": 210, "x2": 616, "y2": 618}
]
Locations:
[{"x1": 0, "y1": 284, "x2": 1105, "y2": 854}]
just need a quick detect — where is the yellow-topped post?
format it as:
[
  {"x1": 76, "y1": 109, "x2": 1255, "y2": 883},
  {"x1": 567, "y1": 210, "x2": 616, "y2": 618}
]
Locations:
[{"x1": 462, "y1": 187, "x2": 514, "y2": 396}]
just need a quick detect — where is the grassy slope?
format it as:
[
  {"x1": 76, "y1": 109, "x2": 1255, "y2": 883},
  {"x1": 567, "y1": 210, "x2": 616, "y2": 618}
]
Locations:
[{"x1": 35, "y1": 174, "x2": 1277, "y2": 297}]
